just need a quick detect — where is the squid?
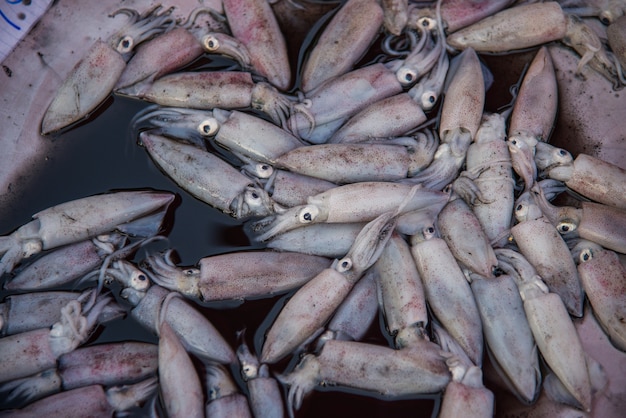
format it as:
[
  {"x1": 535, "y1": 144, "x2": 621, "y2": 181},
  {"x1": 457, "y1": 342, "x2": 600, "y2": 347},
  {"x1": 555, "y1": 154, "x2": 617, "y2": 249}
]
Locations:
[
  {"x1": 409, "y1": 228, "x2": 484, "y2": 366},
  {"x1": 135, "y1": 106, "x2": 306, "y2": 164},
  {"x1": 0, "y1": 290, "x2": 124, "y2": 337},
  {"x1": 300, "y1": 0, "x2": 384, "y2": 92},
  {"x1": 458, "y1": 112, "x2": 514, "y2": 247},
  {"x1": 158, "y1": 321, "x2": 204, "y2": 418},
  {"x1": 469, "y1": 272, "x2": 540, "y2": 404},
  {"x1": 0, "y1": 292, "x2": 115, "y2": 384},
  {"x1": 374, "y1": 232, "x2": 428, "y2": 348},
  {"x1": 571, "y1": 240, "x2": 626, "y2": 352},
  {"x1": 41, "y1": 6, "x2": 176, "y2": 135},
  {"x1": 139, "y1": 131, "x2": 278, "y2": 219},
  {"x1": 0, "y1": 190, "x2": 175, "y2": 276},
  {"x1": 204, "y1": 364, "x2": 252, "y2": 417},
  {"x1": 446, "y1": 2, "x2": 625, "y2": 88},
  {"x1": 405, "y1": 47, "x2": 485, "y2": 191},
  {"x1": 0, "y1": 379, "x2": 157, "y2": 418},
  {"x1": 496, "y1": 249, "x2": 592, "y2": 412},
  {"x1": 406, "y1": 0, "x2": 514, "y2": 34},
  {"x1": 265, "y1": 222, "x2": 364, "y2": 258},
  {"x1": 278, "y1": 337, "x2": 451, "y2": 417},
  {"x1": 118, "y1": 277, "x2": 236, "y2": 364},
  {"x1": 0, "y1": 342, "x2": 157, "y2": 406},
  {"x1": 260, "y1": 210, "x2": 397, "y2": 364},
  {"x1": 289, "y1": 26, "x2": 444, "y2": 144},
  {"x1": 132, "y1": 71, "x2": 312, "y2": 129},
  {"x1": 511, "y1": 188, "x2": 584, "y2": 317},
  {"x1": 115, "y1": 9, "x2": 252, "y2": 95},
  {"x1": 542, "y1": 152, "x2": 626, "y2": 210},
  {"x1": 252, "y1": 182, "x2": 448, "y2": 241},
  {"x1": 506, "y1": 46, "x2": 558, "y2": 193},
  {"x1": 144, "y1": 250, "x2": 328, "y2": 302},
  {"x1": 4, "y1": 234, "x2": 126, "y2": 291},
  {"x1": 237, "y1": 339, "x2": 285, "y2": 418},
  {"x1": 436, "y1": 196, "x2": 498, "y2": 278},
  {"x1": 529, "y1": 183, "x2": 626, "y2": 255},
  {"x1": 274, "y1": 135, "x2": 437, "y2": 184},
  {"x1": 223, "y1": 0, "x2": 291, "y2": 91}
]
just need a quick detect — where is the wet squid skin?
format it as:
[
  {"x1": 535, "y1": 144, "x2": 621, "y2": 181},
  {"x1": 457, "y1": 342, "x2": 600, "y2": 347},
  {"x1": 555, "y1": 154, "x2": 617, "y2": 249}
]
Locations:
[{"x1": 0, "y1": 342, "x2": 158, "y2": 407}]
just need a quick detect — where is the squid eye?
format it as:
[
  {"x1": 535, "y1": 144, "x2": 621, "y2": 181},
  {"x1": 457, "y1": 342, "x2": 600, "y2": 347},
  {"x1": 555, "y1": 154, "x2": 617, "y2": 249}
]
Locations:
[
  {"x1": 116, "y1": 35, "x2": 134, "y2": 54},
  {"x1": 557, "y1": 221, "x2": 577, "y2": 234},
  {"x1": 418, "y1": 17, "x2": 436, "y2": 30},
  {"x1": 131, "y1": 271, "x2": 150, "y2": 291},
  {"x1": 198, "y1": 118, "x2": 219, "y2": 136},
  {"x1": 336, "y1": 257, "x2": 353, "y2": 273},
  {"x1": 397, "y1": 68, "x2": 418, "y2": 86},
  {"x1": 203, "y1": 35, "x2": 220, "y2": 51},
  {"x1": 421, "y1": 92, "x2": 437, "y2": 109},
  {"x1": 254, "y1": 163, "x2": 273, "y2": 178},
  {"x1": 298, "y1": 205, "x2": 319, "y2": 224},
  {"x1": 580, "y1": 248, "x2": 593, "y2": 262},
  {"x1": 423, "y1": 225, "x2": 436, "y2": 239}
]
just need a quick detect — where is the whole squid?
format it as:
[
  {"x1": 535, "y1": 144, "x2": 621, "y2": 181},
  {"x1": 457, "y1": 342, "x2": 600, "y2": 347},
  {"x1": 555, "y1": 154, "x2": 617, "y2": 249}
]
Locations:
[
  {"x1": 0, "y1": 190, "x2": 174, "y2": 275},
  {"x1": 41, "y1": 6, "x2": 176, "y2": 135}
]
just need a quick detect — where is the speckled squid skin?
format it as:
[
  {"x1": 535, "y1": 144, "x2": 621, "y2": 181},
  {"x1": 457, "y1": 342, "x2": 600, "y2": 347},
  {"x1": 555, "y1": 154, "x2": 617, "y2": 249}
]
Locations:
[
  {"x1": 261, "y1": 267, "x2": 352, "y2": 364},
  {"x1": 375, "y1": 232, "x2": 427, "y2": 343},
  {"x1": 158, "y1": 322, "x2": 204, "y2": 418},
  {"x1": 311, "y1": 339, "x2": 450, "y2": 396},
  {"x1": 437, "y1": 198, "x2": 497, "y2": 278},
  {"x1": 58, "y1": 342, "x2": 158, "y2": 390},
  {"x1": 439, "y1": 48, "x2": 484, "y2": 138},
  {"x1": 131, "y1": 285, "x2": 236, "y2": 364},
  {"x1": 115, "y1": 27, "x2": 204, "y2": 96},
  {"x1": 577, "y1": 201, "x2": 626, "y2": 254},
  {"x1": 465, "y1": 113, "x2": 514, "y2": 248},
  {"x1": 511, "y1": 217, "x2": 583, "y2": 317},
  {"x1": 470, "y1": 274, "x2": 539, "y2": 403},
  {"x1": 0, "y1": 385, "x2": 115, "y2": 417},
  {"x1": 523, "y1": 291, "x2": 591, "y2": 412},
  {"x1": 578, "y1": 248, "x2": 626, "y2": 352},
  {"x1": 446, "y1": 2, "x2": 568, "y2": 53},
  {"x1": 41, "y1": 40, "x2": 126, "y2": 135},
  {"x1": 140, "y1": 71, "x2": 256, "y2": 109},
  {"x1": 410, "y1": 237, "x2": 484, "y2": 366},
  {"x1": 566, "y1": 154, "x2": 626, "y2": 210},
  {"x1": 195, "y1": 251, "x2": 330, "y2": 301},
  {"x1": 438, "y1": 368, "x2": 494, "y2": 418},
  {"x1": 328, "y1": 93, "x2": 427, "y2": 143},
  {"x1": 509, "y1": 47, "x2": 558, "y2": 141},
  {"x1": 212, "y1": 109, "x2": 304, "y2": 164},
  {"x1": 223, "y1": 0, "x2": 291, "y2": 90},
  {"x1": 288, "y1": 63, "x2": 403, "y2": 143},
  {"x1": 608, "y1": 16, "x2": 626, "y2": 69},
  {"x1": 265, "y1": 170, "x2": 336, "y2": 208},
  {"x1": 275, "y1": 142, "x2": 420, "y2": 183},
  {"x1": 0, "y1": 328, "x2": 59, "y2": 384},
  {"x1": 301, "y1": 0, "x2": 384, "y2": 92}
]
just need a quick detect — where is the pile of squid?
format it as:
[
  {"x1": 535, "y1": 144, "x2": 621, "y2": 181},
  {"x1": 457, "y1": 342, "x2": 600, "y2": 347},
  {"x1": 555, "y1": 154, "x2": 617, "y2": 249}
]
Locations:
[{"x1": 2, "y1": 0, "x2": 626, "y2": 416}]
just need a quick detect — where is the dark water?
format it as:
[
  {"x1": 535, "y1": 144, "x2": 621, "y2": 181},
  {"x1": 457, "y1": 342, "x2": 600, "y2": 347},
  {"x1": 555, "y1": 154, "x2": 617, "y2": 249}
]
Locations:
[{"x1": 0, "y1": 91, "x2": 441, "y2": 416}]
